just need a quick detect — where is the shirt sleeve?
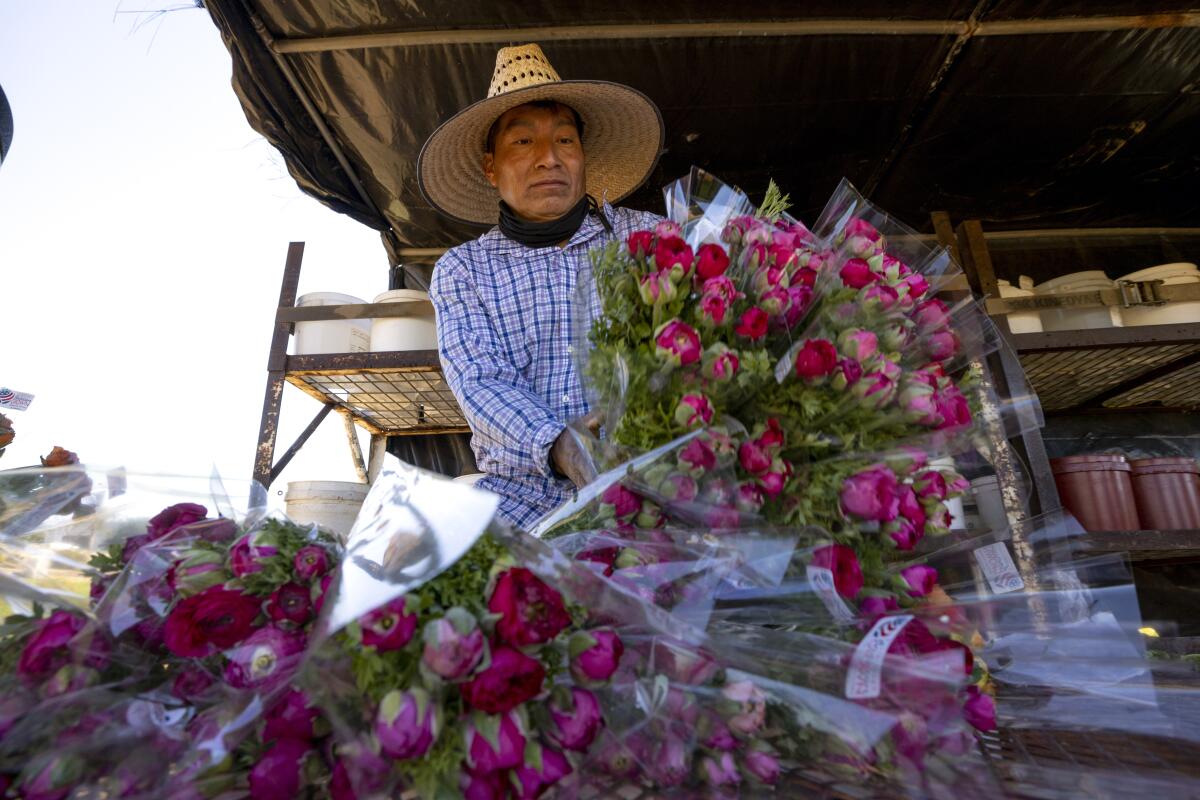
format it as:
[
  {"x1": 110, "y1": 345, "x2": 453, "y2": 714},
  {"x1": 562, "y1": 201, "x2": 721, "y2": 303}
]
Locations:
[{"x1": 430, "y1": 250, "x2": 565, "y2": 478}]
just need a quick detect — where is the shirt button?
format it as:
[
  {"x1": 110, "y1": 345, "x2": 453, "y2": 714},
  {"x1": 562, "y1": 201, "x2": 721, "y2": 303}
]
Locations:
[
  {"x1": 562, "y1": 394, "x2": 571, "y2": 403},
  {"x1": 566, "y1": 345, "x2": 574, "y2": 355}
]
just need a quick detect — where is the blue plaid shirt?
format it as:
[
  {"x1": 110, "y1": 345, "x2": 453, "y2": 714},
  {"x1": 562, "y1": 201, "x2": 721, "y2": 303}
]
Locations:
[{"x1": 431, "y1": 202, "x2": 662, "y2": 529}]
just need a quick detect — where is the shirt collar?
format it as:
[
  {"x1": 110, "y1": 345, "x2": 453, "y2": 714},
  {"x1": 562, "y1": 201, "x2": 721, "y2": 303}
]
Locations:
[{"x1": 480, "y1": 200, "x2": 616, "y2": 256}]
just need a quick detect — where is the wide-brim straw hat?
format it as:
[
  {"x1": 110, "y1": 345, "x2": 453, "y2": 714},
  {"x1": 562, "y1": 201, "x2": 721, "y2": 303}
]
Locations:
[{"x1": 418, "y1": 43, "x2": 664, "y2": 226}]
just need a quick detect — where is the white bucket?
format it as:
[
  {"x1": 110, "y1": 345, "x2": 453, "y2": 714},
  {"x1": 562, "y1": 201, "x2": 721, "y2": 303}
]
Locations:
[
  {"x1": 969, "y1": 475, "x2": 1007, "y2": 533},
  {"x1": 369, "y1": 290, "x2": 437, "y2": 352},
  {"x1": 284, "y1": 480, "x2": 369, "y2": 539},
  {"x1": 1118, "y1": 263, "x2": 1200, "y2": 326},
  {"x1": 997, "y1": 278, "x2": 1043, "y2": 334},
  {"x1": 294, "y1": 292, "x2": 371, "y2": 355},
  {"x1": 453, "y1": 473, "x2": 487, "y2": 486},
  {"x1": 1034, "y1": 271, "x2": 1123, "y2": 331}
]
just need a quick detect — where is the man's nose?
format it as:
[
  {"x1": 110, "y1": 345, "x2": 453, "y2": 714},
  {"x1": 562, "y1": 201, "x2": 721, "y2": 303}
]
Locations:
[{"x1": 533, "y1": 138, "x2": 562, "y2": 169}]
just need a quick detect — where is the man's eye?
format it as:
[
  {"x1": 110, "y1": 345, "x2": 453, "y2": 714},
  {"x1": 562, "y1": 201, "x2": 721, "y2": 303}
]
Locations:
[
  {"x1": 512, "y1": 138, "x2": 532, "y2": 145},
  {"x1": 559, "y1": 137, "x2": 576, "y2": 145}
]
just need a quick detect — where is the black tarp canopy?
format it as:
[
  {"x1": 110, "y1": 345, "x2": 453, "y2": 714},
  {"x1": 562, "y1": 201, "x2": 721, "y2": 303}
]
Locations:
[{"x1": 204, "y1": 1, "x2": 1200, "y2": 258}]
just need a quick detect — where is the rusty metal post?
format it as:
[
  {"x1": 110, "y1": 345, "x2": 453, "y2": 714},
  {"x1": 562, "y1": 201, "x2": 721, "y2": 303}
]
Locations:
[
  {"x1": 342, "y1": 410, "x2": 369, "y2": 482},
  {"x1": 253, "y1": 242, "x2": 305, "y2": 488},
  {"x1": 366, "y1": 434, "x2": 387, "y2": 484}
]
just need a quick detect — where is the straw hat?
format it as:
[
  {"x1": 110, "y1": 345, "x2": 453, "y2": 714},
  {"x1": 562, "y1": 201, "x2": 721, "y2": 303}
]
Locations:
[{"x1": 417, "y1": 44, "x2": 664, "y2": 226}]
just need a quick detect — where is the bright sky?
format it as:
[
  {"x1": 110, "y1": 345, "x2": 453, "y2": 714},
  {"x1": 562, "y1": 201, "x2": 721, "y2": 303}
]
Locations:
[{"x1": 1, "y1": 2, "x2": 392, "y2": 504}]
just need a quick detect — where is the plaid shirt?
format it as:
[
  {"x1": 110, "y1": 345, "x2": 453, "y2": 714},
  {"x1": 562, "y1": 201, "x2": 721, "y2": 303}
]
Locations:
[{"x1": 431, "y1": 202, "x2": 662, "y2": 529}]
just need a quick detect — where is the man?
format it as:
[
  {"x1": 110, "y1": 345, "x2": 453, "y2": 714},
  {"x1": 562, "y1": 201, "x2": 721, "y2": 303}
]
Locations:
[{"x1": 418, "y1": 44, "x2": 664, "y2": 528}]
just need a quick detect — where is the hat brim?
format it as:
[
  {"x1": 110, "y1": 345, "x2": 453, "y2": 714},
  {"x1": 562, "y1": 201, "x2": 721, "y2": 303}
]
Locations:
[{"x1": 417, "y1": 80, "x2": 664, "y2": 227}]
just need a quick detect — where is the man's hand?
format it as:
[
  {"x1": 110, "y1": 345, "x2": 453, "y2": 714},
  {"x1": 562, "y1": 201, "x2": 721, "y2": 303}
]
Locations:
[{"x1": 549, "y1": 412, "x2": 602, "y2": 489}]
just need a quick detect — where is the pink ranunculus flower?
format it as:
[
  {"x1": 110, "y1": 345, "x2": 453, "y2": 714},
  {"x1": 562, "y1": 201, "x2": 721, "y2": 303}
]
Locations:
[
  {"x1": 600, "y1": 483, "x2": 642, "y2": 522},
  {"x1": 638, "y1": 271, "x2": 675, "y2": 306},
  {"x1": 694, "y1": 243, "x2": 731, "y2": 281},
  {"x1": 654, "y1": 319, "x2": 702, "y2": 366},
  {"x1": 900, "y1": 381, "x2": 942, "y2": 426},
  {"x1": 794, "y1": 338, "x2": 839, "y2": 382},
  {"x1": 925, "y1": 503, "x2": 953, "y2": 536},
  {"x1": 698, "y1": 288, "x2": 732, "y2": 326},
  {"x1": 267, "y1": 582, "x2": 313, "y2": 626},
  {"x1": 360, "y1": 595, "x2": 418, "y2": 651},
  {"x1": 914, "y1": 298, "x2": 951, "y2": 332},
  {"x1": 678, "y1": 438, "x2": 716, "y2": 475},
  {"x1": 229, "y1": 533, "x2": 279, "y2": 577},
  {"x1": 837, "y1": 328, "x2": 879, "y2": 363},
  {"x1": 168, "y1": 550, "x2": 228, "y2": 597},
  {"x1": 264, "y1": 687, "x2": 320, "y2": 742},
  {"x1": 936, "y1": 385, "x2": 972, "y2": 430},
  {"x1": 884, "y1": 518, "x2": 923, "y2": 551},
  {"x1": 897, "y1": 485, "x2": 926, "y2": 528},
  {"x1": 222, "y1": 626, "x2": 306, "y2": 691},
  {"x1": 830, "y1": 358, "x2": 863, "y2": 393},
  {"x1": 515, "y1": 746, "x2": 572, "y2": 799},
  {"x1": 963, "y1": 686, "x2": 997, "y2": 731},
  {"x1": 701, "y1": 274, "x2": 740, "y2": 304},
  {"x1": 699, "y1": 751, "x2": 742, "y2": 787},
  {"x1": 844, "y1": 217, "x2": 882, "y2": 243},
  {"x1": 759, "y1": 286, "x2": 791, "y2": 317},
  {"x1": 858, "y1": 595, "x2": 901, "y2": 623},
  {"x1": 312, "y1": 573, "x2": 333, "y2": 614},
  {"x1": 744, "y1": 748, "x2": 781, "y2": 784},
  {"x1": 655, "y1": 220, "x2": 683, "y2": 239},
  {"x1": 810, "y1": 544, "x2": 864, "y2": 599},
  {"x1": 293, "y1": 545, "x2": 330, "y2": 581},
  {"x1": 570, "y1": 629, "x2": 624, "y2": 684},
  {"x1": 903, "y1": 272, "x2": 931, "y2": 299},
  {"x1": 17, "y1": 610, "x2": 88, "y2": 682},
  {"x1": 249, "y1": 738, "x2": 311, "y2": 800},
  {"x1": 758, "y1": 459, "x2": 791, "y2": 499},
  {"x1": 654, "y1": 235, "x2": 694, "y2": 281},
  {"x1": 738, "y1": 439, "x2": 772, "y2": 475},
  {"x1": 661, "y1": 473, "x2": 698, "y2": 502},
  {"x1": 547, "y1": 687, "x2": 604, "y2": 752},
  {"x1": 720, "y1": 214, "x2": 757, "y2": 246},
  {"x1": 913, "y1": 469, "x2": 949, "y2": 501},
  {"x1": 852, "y1": 370, "x2": 897, "y2": 409},
  {"x1": 734, "y1": 307, "x2": 769, "y2": 341},
  {"x1": 784, "y1": 284, "x2": 814, "y2": 328},
  {"x1": 722, "y1": 680, "x2": 767, "y2": 734},
  {"x1": 736, "y1": 481, "x2": 765, "y2": 513},
  {"x1": 650, "y1": 735, "x2": 690, "y2": 786},
  {"x1": 148, "y1": 503, "x2": 209, "y2": 540},
  {"x1": 703, "y1": 716, "x2": 736, "y2": 751},
  {"x1": 422, "y1": 608, "x2": 486, "y2": 681},
  {"x1": 926, "y1": 329, "x2": 959, "y2": 362},
  {"x1": 673, "y1": 393, "x2": 714, "y2": 429},
  {"x1": 626, "y1": 230, "x2": 653, "y2": 258},
  {"x1": 840, "y1": 465, "x2": 901, "y2": 522},
  {"x1": 768, "y1": 242, "x2": 797, "y2": 271},
  {"x1": 862, "y1": 282, "x2": 900, "y2": 312},
  {"x1": 375, "y1": 688, "x2": 440, "y2": 760},
  {"x1": 900, "y1": 565, "x2": 938, "y2": 597},
  {"x1": 839, "y1": 257, "x2": 878, "y2": 289},
  {"x1": 465, "y1": 711, "x2": 526, "y2": 773}
]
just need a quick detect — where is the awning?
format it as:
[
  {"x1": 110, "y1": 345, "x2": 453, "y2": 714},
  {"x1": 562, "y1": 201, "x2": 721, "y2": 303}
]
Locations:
[{"x1": 203, "y1": 2, "x2": 1200, "y2": 255}]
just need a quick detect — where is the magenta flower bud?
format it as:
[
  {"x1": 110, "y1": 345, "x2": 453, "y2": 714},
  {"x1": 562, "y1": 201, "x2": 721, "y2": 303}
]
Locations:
[
  {"x1": 673, "y1": 393, "x2": 714, "y2": 429},
  {"x1": 654, "y1": 319, "x2": 702, "y2": 366},
  {"x1": 851, "y1": 371, "x2": 897, "y2": 410},
  {"x1": 794, "y1": 338, "x2": 839, "y2": 382},
  {"x1": 810, "y1": 544, "x2": 864, "y2": 599},
  {"x1": 376, "y1": 688, "x2": 439, "y2": 760},
  {"x1": 963, "y1": 686, "x2": 997, "y2": 731},
  {"x1": 42, "y1": 665, "x2": 99, "y2": 698},
  {"x1": 655, "y1": 220, "x2": 683, "y2": 240},
  {"x1": 465, "y1": 711, "x2": 526, "y2": 773},
  {"x1": 925, "y1": 503, "x2": 953, "y2": 536},
  {"x1": 249, "y1": 738, "x2": 312, "y2": 800},
  {"x1": 547, "y1": 687, "x2": 604, "y2": 752},
  {"x1": 900, "y1": 381, "x2": 942, "y2": 426},
  {"x1": 664, "y1": 687, "x2": 701, "y2": 725},
  {"x1": 695, "y1": 243, "x2": 731, "y2": 281},
  {"x1": 900, "y1": 565, "x2": 938, "y2": 597},
  {"x1": 840, "y1": 465, "x2": 901, "y2": 522},
  {"x1": 626, "y1": 230, "x2": 653, "y2": 258},
  {"x1": 830, "y1": 358, "x2": 864, "y2": 392},
  {"x1": 650, "y1": 735, "x2": 690, "y2": 786},
  {"x1": 293, "y1": 545, "x2": 330, "y2": 581},
  {"x1": 926, "y1": 329, "x2": 959, "y2": 362},
  {"x1": 837, "y1": 328, "x2": 879, "y2": 363},
  {"x1": 736, "y1": 481, "x2": 765, "y2": 513},
  {"x1": 168, "y1": 550, "x2": 228, "y2": 597},
  {"x1": 839, "y1": 257, "x2": 878, "y2": 289},
  {"x1": 20, "y1": 755, "x2": 84, "y2": 800},
  {"x1": 897, "y1": 486, "x2": 926, "y2": 528},
  {"x1": 311, "y1": 573, "x2": 333, "y2": 614},
  {"x1": 264, "y1": 687, "x2": 320, "y2": 742},
  {"x1": 722, "y1": 680, "x2": 767, "y2": 734},
  {"x1": 678, "y1": 438, "x2": 716, "y2": 475},
  {"x1": 661, "y1": 473, "x2": 699, "y2": 502},
  {"x1": 699, "y1": 751, "x2": 742, "y2": 787},
  {"x1": 914, "y1": 298, "x2": 951, "y2": 332},
  {"x1": 759, "y1": 286, "x2": 790, "y2": 316},
  {"x1": 738, "y1": 439, "x2": 772, "y2": 475},
  {"x1": 515, "y1": 746, "x2": 572, "y2": 800},
  {"x1": 569, "y1": 629, "x2": 624, "y2": 684},
  {"x1": 268, "y1": 582, "x2": 314, "y2": 626},
  {"x1": 759, "y1": 461, "x2": 790, "y2": 499},
  {"x1": 702, "y1": 345, "x2": 740, "y2": 383},
  {"x1": 862, "y1": 282, "x2": 900, "y2": 312},
  {"x1": 744, "y1": 748, "x2": 781, "y2": 784},
  {"x1": 913, "y1": 470, "x2": 949, "y2": 501},
  {"x1": 884, "y1": 518, "x2": 923, "y2": 551},
  {"x1": 229, "y1": 533, "x2": 279, "y2": 577},
  {"x1": 600, "y1": 483, "x2": 642, "y2": 522},
  {"x1": 360, "y1": 595, "x2": 418, "y2": 651},
  {"x1": 734, "y1": 306, "x2": 769, "y2": 341},
  {"x1": 421, "y1": 608, "x2": 485, "y2": 681}
]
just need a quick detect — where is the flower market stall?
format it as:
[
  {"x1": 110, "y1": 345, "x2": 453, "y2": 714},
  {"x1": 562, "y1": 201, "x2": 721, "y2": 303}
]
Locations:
[{"x1": 1, "y1": 3, "x2": 1199, "y2": 799}]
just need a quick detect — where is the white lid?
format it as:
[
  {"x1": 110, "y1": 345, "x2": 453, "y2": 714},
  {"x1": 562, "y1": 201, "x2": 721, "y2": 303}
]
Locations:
[
  {"x1": 1035, "y1": 271, "x2": 1114, "y2": 294},
  {"x1": 1119, "y1": 263, "x2": 1199, "y2": 283},
  {"x1": 297, "y1": 292, "x2": 366, "y2": 307},
  {"x1": 373, "y1": 289, "x2": 431, "y2": 303}
]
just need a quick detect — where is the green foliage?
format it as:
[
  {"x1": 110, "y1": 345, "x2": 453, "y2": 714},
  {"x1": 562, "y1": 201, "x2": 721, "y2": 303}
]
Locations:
[
  {"x1": 88, "y1": 542, "x2": 126, "y2": 575},
  {"x1": 756, "y1": 179, "x2": 792, "y2": 222}
]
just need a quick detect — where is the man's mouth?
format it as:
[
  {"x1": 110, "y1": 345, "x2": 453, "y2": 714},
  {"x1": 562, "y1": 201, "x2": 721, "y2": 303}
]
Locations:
[{"x1": 530, "y1": 179, "x2": 567, "y2": 189}]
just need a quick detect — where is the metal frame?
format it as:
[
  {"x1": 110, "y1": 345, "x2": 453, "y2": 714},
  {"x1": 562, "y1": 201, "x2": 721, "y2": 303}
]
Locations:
[{"x1": 252, "y1": 243, "x2": 467, "y2": 488}]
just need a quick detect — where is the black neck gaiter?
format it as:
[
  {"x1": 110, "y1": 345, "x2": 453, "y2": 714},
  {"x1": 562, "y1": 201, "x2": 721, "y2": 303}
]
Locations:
[{"x1": 498, "y1": 194, "x2": 611, "y2": 248}]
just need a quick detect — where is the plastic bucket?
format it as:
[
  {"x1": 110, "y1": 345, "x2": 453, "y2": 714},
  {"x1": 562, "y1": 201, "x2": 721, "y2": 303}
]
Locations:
[
  {"x1": 284, "y1": 480, "x2": 369, "y2": 539},
  {"x1": 997, "y1": 278, "x2": 1043, "y2": 334},
  {"x1": 1118, "y1": 263, "x2": 1200, "y2": 326},
  {"x1": 1129, "y1": 457, "x2": 1200, "y2": 530},
  {"x1": 294, "y1": 292, "x2": 371, "y2": 355},
  {"x1": 969, "y1": 475, "x2": 1008, "y2": 533},
  {"x1": 1051, "y1": 454, "x2": 1140, "y2": 532},
  {"x1": 369, "y1": 290, "x2": 437, "y2": 352},
  {"x1": 1034, "y1": 271, "x2": 1123, "y2": 331}
]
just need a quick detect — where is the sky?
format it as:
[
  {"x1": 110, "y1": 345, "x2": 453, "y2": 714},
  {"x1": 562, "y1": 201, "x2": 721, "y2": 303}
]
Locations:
[{"x1": 0, "y1": 2, "x2": 393, "y2": 505}]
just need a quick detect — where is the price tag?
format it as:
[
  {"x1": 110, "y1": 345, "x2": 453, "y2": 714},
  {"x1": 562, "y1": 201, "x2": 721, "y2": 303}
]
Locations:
[
  {"x1": 845, "y1": 614, "x2": 914, "y2": 699},
  {"x1": 806, "y1": 565, "x2": 855, "y2": 622},
  {"x1": 0, "y1": 387, "x2": 34, "y2": 411},
  {"x1": 973, "y1": 542, "x2": 1024, "y2": 594}
]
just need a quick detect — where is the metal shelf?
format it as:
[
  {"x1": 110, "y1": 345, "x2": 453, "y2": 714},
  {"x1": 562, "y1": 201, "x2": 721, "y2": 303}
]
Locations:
[{"x1": 1076, "y1": 529, "x2": 1200, "y2": 565}]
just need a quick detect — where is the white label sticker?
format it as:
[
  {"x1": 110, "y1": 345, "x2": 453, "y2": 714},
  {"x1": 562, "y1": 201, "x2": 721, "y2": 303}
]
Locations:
[
  {"x1": 973, "y1": 542, "x2": 1025, "y2": 594},
  {"x1": 845, "y1": 614, "x2": 914, "y2": 699},
  {"x1": 807, "y1": 565, "x2": 855, "y2": 622},
  {"x1": 0, "y1": 387, "x2": 34, "y2": 411}
]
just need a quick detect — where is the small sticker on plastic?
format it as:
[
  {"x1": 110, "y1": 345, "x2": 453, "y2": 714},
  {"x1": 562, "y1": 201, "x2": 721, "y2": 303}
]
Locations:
[
  {"x1": 807, "y1": 565, "x2": 855, "y2": 622},
  {"x1": 973, "y1": 542, "x2": 1024, "y2": 594}
]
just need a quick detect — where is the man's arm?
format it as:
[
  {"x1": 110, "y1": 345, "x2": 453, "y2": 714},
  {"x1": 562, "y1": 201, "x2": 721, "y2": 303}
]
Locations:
[{"x1": 431, "y1": 253, "x2": 571, "y2": 481}]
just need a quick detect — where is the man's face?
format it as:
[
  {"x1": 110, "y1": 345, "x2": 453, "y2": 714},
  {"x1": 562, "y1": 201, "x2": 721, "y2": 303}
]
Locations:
[{"x1": 483, "y1": 103, "x2": 585, "y2": 222}]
